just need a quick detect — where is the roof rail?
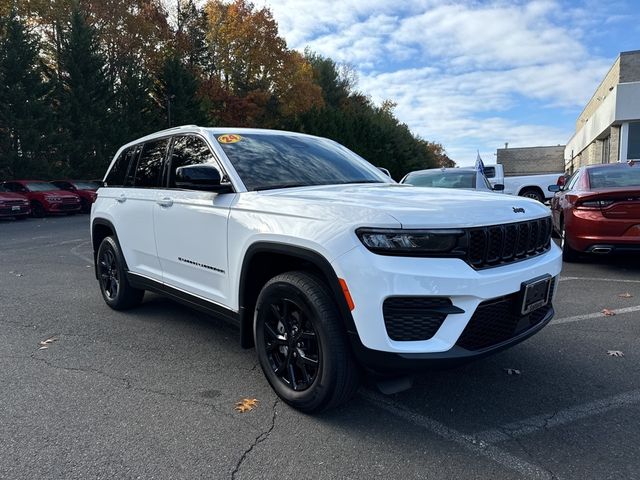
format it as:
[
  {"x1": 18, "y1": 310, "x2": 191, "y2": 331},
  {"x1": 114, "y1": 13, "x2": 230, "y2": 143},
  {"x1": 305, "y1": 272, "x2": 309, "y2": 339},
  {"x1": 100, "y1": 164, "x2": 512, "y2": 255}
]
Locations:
[{"x1": 152, "y1": 124, "x2": 200, "y2": 134}]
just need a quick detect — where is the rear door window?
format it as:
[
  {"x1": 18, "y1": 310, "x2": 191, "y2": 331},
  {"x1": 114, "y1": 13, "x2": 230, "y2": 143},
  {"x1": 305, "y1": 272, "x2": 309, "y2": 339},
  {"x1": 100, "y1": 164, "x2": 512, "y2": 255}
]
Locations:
[{"x1": 133, "y1": 139, "x2": 170, "y2": 188}]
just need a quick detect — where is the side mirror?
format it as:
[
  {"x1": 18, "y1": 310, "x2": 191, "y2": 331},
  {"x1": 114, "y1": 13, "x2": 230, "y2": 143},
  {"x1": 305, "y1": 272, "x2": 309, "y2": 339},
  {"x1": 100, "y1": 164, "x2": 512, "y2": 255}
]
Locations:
[
  {"x1": 175, "y1": 164, "x2": 232, "y2": 192},
  {"x1": 492, "y1": 183, "x2": 505, "y2": 191},
  {"x1": 548, "y1": 184, "x2": 561, "y2": 192}
]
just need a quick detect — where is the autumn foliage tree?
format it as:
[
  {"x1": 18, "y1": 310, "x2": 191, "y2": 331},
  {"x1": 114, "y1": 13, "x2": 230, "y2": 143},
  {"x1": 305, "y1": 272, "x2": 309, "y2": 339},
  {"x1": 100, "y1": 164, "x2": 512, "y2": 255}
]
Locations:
[{"x1": 0, "y1": 0, "x2": 447, "y2": 179}]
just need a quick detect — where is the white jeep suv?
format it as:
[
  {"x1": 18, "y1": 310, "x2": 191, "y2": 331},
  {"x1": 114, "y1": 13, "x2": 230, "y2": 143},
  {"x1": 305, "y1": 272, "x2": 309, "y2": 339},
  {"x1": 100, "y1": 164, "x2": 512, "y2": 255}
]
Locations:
[{"x1": 91, "y1": 126, "x2": 562, "y2": 412}]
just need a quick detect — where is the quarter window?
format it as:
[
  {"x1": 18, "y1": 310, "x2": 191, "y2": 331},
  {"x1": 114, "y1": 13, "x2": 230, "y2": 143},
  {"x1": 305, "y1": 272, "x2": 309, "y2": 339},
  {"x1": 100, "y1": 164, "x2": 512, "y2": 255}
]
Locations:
[
  {"x1": 566, "y1": 170, "x2": 580, "y2": 190},
  {"x1": 106, "y1": 146, "x2": 137, "y2": 187},
  {"x1": 133, "y1": 139, "x2": 170, "y2": 188}
]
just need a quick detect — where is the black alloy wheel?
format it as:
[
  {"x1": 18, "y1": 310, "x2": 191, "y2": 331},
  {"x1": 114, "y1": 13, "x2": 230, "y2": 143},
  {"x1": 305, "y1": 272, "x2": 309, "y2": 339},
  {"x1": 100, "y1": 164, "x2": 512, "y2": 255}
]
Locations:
[
  {"x1": 99, "y1": 246, "x2": 119, "y2": 301},
  {"x1": 96, "y1": 236, "x2": 144, "y2": 310},
  {"x1": 263, "y1": 297, "x2": 320, "y2": 392},
  {"x1": 254, "y1": 271, "x2": 359, "y2": 412}
]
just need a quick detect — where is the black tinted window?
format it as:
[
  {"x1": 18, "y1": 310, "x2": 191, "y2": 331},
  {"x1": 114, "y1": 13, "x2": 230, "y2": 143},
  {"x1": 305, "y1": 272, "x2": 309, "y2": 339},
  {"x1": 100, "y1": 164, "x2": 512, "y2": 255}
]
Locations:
[
  {"x1": 106, "y1": 147, "x2": 136, "y2": 187},
  {"x1": 217, "y1": 133, "x2": 386, "y2": 191},
  {"x1": 484, "y1": 166, "x2": 495, "y2": 178},
  {"x1": 168, "y1": 136, "x2": 217, "y2": 187},
  {"x1": 588, "y1": 165, "x2": 640, "y2": 188},
  {"x1": 134, "y1": 139, "x2": 169, "y2": 188}
]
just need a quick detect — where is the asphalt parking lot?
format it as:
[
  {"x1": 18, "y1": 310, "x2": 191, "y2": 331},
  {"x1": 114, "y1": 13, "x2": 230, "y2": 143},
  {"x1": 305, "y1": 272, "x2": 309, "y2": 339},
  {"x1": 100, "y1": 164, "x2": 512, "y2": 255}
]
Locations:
[{"x1": 2, "y1": 215, "x2": 640, "y2": 480}]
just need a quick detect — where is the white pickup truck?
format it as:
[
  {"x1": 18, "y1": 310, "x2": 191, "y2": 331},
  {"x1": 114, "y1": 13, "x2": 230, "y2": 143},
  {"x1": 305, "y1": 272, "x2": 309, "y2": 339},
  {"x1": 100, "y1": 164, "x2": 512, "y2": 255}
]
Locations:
[{"x1": 484, "y1": 164, "x2": 564, "y2": 202}]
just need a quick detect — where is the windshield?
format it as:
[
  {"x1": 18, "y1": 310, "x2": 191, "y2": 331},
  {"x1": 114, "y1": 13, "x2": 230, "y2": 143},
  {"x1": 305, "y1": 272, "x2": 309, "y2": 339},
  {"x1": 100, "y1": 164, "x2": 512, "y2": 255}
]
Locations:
[
  {"x1": 72, "y1": 181, "x2": 99, "y2": 190},
  {"x1": 215, "y1": 133, "x2": 388, "y2": 191},
  {"x1": 25, "y1": 182, "x2": 58, "y2": 191},
  {"x1": 588, "y1": 166, "x2": 640, "y2": 188},
  {"x1": 403, "y1": 170, "x2": 476, "y2": 189}
]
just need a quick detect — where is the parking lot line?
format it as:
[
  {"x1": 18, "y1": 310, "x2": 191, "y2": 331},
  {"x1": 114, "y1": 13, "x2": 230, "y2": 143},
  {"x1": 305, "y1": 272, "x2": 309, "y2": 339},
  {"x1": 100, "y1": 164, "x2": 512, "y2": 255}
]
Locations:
[
  {"x1": 551, "y1": 304, "x2": 640, "y2": 326},
  {"x1": 361, "y1": 390, "x2": 554, "y2": 480},
  {"x1": 475, "y1": 388, "x2": 640, "y2": 445},
  {"x1": 559, "y1": 276, "x2": 640, "y2": 284}
]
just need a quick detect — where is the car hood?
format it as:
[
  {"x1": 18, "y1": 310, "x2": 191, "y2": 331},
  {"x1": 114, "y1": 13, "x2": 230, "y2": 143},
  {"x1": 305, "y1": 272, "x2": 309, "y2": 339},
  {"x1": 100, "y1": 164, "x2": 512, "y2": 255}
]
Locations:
[
  {"x1": 262, "y1": 183, "x2": 550, "y2": 228},
  {"x1": 33, "y1": 189, "x2": 79, "y2": 197},
  {"x1": 0, "y1": 192, "x2": 28, "y2": 201}
]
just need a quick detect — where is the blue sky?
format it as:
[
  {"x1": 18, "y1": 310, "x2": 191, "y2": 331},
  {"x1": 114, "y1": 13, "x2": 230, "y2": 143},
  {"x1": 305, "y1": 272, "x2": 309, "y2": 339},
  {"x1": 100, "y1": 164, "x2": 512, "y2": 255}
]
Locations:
[{"x1": 256, "y1": 0, "x2": 640, "y2": 166}]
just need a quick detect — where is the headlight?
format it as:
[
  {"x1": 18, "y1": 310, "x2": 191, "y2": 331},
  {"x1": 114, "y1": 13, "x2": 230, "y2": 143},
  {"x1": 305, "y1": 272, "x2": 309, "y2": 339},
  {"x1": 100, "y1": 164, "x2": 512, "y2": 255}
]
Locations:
[
  {"x1": 45, "y1": 196, "x2": 62, "y2": 202},
  {"x1": 356, "y1": 228, "x2": 466, "y2": 256}
]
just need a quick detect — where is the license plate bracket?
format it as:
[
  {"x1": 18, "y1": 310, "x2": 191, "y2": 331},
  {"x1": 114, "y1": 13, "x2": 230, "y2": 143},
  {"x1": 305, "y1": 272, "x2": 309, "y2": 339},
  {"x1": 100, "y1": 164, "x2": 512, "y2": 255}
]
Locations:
[{"x1": 520, "y1": 275, "x2": 552, "y2": 315}]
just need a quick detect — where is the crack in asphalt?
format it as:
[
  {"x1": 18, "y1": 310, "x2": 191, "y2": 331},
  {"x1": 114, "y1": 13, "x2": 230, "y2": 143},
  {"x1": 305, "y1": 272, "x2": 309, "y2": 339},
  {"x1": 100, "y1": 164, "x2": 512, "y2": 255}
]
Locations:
[
  {"x1": 230, "y1": 398, "x2": 278, "y2": 480},
  {"x1": 27, "y1": 351, "x2": 245, "y2": 420}
]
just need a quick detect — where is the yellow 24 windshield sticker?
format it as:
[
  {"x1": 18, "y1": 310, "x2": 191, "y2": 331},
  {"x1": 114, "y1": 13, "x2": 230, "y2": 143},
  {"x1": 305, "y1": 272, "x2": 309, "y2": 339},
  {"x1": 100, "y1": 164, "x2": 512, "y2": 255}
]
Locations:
[{"x1": 218, "y1": 134, "x2": 242, "y2": 144}]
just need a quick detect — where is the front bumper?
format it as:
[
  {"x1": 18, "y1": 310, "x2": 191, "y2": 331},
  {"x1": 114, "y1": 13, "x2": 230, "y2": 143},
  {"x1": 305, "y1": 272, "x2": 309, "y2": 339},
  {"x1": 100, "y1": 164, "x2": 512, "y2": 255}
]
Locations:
[
  {"x1": 47, "y1": 201, "x2": 81, "y2": 213},
  {"x1": 0, "y1": 205, "x2": 30, "y2": 217},
  {"x1": 331, "y1": 243, "x2": 562, "y2": 367}
]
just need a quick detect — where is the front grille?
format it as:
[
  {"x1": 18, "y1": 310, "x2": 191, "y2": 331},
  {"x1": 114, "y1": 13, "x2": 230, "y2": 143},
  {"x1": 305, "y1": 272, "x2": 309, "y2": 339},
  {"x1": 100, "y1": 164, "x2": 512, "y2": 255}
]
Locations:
[
  {"x1": 62, "y1": 197, "x2": 77, "y2": 204},
  {"x1": 456, "y1": 278, "x2": 556, "y2": 351},
  {"x1": 466, "y1": 217, "x2": 552, "y2": 269},
  {"x1": 61, "y1": 203, "x2": 79, "y2": 210},
  {"x1": 5, "y1": 200, "x2": 26, "y2": 206},
  {"x1": 383, "y1": 297, "x2": 453, "y2": 341}
]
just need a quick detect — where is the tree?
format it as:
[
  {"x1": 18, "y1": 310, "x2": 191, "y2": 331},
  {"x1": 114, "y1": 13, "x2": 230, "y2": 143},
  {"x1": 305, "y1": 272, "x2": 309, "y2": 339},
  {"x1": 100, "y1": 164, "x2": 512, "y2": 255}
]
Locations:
[
  {"x1": 0, "y1": 10, "x2": 52, "y2": 178},
  {"x1": 154, "y1": 54, "x2": 208, "y2": 127},
  {"x1": 56, "y1": 6, "x2": 113, "y2": 177}
]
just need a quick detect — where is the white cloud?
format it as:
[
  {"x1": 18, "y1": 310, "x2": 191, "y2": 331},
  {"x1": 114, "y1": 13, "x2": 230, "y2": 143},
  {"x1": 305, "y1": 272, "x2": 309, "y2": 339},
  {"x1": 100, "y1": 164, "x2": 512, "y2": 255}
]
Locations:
[{"x1": 257, "y1": 0, "x2": 615, "y2": 166}]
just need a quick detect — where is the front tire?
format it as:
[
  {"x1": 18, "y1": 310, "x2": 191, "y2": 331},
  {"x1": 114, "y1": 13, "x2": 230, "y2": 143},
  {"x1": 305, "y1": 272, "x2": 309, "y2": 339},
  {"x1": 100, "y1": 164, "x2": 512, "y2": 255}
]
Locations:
[
  {"x1": 254, "y1": 271, "x2": 360, "y2": 412},
  {"x1": 97, "y1": 236, "x2": 144, "y2": 310},
  {"x1": 31, "y1": 201, "x2": 46, "y2": 218}
]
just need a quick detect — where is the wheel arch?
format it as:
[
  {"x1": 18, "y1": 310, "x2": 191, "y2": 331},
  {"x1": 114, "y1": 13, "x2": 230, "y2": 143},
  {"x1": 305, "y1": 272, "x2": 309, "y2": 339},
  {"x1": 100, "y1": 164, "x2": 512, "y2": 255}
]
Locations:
[
  {"x1": 91, "y1": 218, "x2": 129, "y2": 278},
  {"x1": 517, "y1": 185, "x2": 545, "y2": 200},
  {"x1": 238, "y1": 242, "x2": 357, "y2": 349}
]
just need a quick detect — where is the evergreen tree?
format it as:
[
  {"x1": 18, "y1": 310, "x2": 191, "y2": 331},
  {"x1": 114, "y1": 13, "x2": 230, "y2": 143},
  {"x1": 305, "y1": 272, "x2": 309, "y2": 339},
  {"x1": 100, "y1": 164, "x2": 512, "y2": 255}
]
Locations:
[
  {"x1": 154, "y1": 54, "x2": 208, "y2": 127},
  {"x1": 0, "y1": 11, "x2": 52, "y2": 179},
  {"x1": 114, "y1": 59, "x2": 162, "y2": 144},
  {"x1": 57, "y1": 6, "x2": 113, "y2": 177}
]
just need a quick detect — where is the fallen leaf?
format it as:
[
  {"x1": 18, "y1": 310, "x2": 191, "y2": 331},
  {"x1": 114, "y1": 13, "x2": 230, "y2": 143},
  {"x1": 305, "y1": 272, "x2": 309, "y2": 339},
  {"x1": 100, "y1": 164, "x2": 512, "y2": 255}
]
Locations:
[
  {"x1": 504, "y1": 368, "x2": 521, "y2": 375},
  {"x1": 235, "y1": 398, "x2": 259, "y2": 413},
  {"x1": 38, "y1": 337, "x2": 57, "y2": 347},
  {"x1": 15, "y1": 273, "x2": 23, "y2": 277},
  {"x1": 602, "y1": 308, "x2": 616, "y2": 316},
  {"x1": 38, "y1": 346, "x2": 48, "y2": 350},
  {"x1": 607, "y1": 350, "x2": 624, "y2": 357},
  {"x1": 618, "y1": 293, "x2": 633, "y2": 298}
]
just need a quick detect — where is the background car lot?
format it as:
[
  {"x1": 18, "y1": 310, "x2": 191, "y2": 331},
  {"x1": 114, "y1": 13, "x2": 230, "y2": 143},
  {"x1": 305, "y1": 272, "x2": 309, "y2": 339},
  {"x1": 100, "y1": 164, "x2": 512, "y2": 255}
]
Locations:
[{"x1": 2, "y1": 216, "x2": 639, "y2": 479}]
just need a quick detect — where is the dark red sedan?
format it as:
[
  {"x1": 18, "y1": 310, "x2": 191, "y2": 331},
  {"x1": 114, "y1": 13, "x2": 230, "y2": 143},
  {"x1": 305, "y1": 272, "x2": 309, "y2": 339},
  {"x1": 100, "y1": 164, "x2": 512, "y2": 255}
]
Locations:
[
  {"x1": 51, "y1": 180, "x2": 99, "y2": 213},
  {"x1": 1, "y1": 180, "x2": 82, "y2": 217},
  {"x1": 549, "y1": 162, "x2": 640, "y2": 261},
  {"x1": 0, "y1": 184, "x2": 30, "y2": 219}
]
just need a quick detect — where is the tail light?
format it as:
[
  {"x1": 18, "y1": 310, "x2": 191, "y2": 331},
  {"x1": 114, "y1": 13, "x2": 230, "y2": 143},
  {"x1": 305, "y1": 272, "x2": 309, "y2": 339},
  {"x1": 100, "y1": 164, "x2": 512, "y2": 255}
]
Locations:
[{"x1": 576, "y1": 199, "x2": 615, "y2": 210}]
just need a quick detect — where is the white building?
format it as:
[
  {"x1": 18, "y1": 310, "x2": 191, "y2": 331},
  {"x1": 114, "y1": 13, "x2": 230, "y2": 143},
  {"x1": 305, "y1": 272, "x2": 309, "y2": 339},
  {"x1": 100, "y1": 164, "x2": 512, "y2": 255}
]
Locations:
[{"x1": 565, "y1": 50, "x2": 640, "y2": 172}]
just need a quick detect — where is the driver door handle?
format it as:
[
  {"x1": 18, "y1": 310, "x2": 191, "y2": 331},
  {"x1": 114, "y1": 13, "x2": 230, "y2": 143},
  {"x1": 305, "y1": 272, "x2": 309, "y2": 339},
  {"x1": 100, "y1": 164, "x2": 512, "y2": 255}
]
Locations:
[{"x1": 157, "y1": 197, "x2": 173, "y2": 208}]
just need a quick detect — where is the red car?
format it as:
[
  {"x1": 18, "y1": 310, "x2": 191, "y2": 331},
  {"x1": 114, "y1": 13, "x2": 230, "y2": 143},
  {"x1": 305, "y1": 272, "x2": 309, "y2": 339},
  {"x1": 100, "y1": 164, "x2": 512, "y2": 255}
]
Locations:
[
  {"x1": 0, "y1": 184, "x2": 30, "y2": 220},
  {"x1": 52, "y1": 180, "x2": 99, "y2": 213},
  {"x1": 1, "y1": 180, "x2": 82, "y2": 217},
  {"x1": 549, "y1": 162, "x2": 640, "y2": 261}
]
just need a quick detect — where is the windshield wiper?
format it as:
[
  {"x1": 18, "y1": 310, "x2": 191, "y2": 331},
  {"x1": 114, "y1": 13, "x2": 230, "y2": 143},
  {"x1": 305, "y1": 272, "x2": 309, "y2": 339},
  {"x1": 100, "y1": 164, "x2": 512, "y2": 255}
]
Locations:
[{"x1": 255, "y1": 183, "x2": 311, "y2": 191}]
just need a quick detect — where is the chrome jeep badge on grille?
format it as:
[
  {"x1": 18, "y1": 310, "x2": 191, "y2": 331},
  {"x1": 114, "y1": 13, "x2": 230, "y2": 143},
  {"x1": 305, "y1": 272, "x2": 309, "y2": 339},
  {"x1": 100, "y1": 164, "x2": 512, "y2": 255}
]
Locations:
[{"x1": 512, "y1": 207, "x2": 525, "y2": 213}]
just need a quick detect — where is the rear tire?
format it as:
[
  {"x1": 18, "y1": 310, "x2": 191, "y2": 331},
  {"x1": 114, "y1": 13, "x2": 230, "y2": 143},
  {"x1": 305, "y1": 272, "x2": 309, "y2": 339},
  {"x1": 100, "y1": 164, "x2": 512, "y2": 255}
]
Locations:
[
  {"x1": 254, "y1": 271, "x2": 360, "y2": 412},
  {"x1": 519, "y1": 188, "x2": 544, "y2": 203},
  {"x1": 560, "y1": 221, "x2": 580, "y2": 262},
  {"x1": 97, "y1": 236, "x2": 144, "y2": 310}
]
